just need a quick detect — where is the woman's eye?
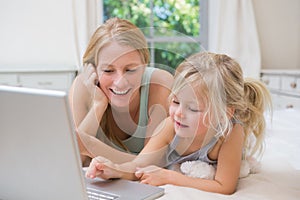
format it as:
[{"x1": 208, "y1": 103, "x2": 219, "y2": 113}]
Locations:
[
  {"x1": 126, "y1": 68, "x2": 137, "y2": 73},
  {"x1": 103, "y1": 69, "x2": 113, "y2": 73}
]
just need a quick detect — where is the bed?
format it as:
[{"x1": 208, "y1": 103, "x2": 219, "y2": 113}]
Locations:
[{"x1": 157, "y1": 108, "x2": 300, "y2": 200}]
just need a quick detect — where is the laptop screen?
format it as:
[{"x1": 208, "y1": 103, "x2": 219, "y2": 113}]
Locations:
[{"x1": 0, "y1": 85, "x2": 164, "y2": 200}]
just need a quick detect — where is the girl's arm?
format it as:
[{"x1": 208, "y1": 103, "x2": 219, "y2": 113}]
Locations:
[
  {"x1": 86, "y1": 117, "x2": 175, "y2": 180},
  {"x1": 137, "y1": 124, "x2": 245, "y2": 195}
]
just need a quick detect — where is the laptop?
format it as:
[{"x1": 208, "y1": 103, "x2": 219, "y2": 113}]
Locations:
[{"x1": 0, "y1": 85, "x2": 164, "y2": 200}]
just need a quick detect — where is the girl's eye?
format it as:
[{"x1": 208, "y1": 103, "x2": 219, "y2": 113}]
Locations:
[
  {"x1": 172, "y1": 100, "x2": 179, "y2": 105},
  {"x1": 189, "y1": 107, "x2": 200, "y2": 112}
]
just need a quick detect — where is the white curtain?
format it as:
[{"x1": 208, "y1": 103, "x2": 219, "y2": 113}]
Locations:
[
  {"x1": 208, "y1": 0, "x2": 261, "y2": 78},
  {"x1": 72, "y1": 0, "x2": 102, "y2": 70}
]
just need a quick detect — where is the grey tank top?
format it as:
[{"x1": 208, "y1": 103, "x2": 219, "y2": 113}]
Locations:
[
  {"x1": 165, "y1": 118, "x2": 244, "y2": 168},
  {"x1": 96, "y1": 67, "x2": 157, "y2": 154},
  {"x1": 165, "y1": 135, "x2": 219, "y2": 168}
]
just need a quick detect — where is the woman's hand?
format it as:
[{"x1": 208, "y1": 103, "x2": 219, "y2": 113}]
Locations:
[
  {"x1": 81, "y1": 64, "x2": 108, "y2": 109},
  {"x1": 135, "y1": 165, "x2": 172, "y2": 186},
  {"x1": 85, "y1": 156, "x2": 122, "y2": 180}
]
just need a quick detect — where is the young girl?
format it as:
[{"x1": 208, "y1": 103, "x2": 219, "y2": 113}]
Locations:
[{"x1": 85, "y1": 52, "x2": 272, "y2": 194}]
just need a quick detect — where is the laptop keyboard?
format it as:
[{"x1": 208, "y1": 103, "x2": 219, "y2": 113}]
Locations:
[{"x1": 86, "y1": 187, "x2": 119, "y2": 200}]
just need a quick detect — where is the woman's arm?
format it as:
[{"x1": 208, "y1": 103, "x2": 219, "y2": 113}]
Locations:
[
  {"x1": 69, "y1": 77, "x2": 100, "y2": 163},
  {"x1": 69, "y1": 65, "x2": 135, "y2": 163},
  {"x1": 137, "y1": 124, "x2": 245, "y2": 195},
  {"x1": 69, "y1": 65, "x2": 108, "y2": 135}
]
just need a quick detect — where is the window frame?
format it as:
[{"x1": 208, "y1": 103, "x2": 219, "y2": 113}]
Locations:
[
  {"x1": 146, "y1": 0, "x2": 208, "y2": 65},
  {"x1": 101, "y1": 0, "x2": 208, "y2": 68}
]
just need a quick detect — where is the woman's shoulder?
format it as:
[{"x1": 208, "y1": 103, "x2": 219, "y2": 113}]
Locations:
[
  {"x1": 149, "y1": 68, "x2": 174, "y2": 96},
  {"x1": 148, "y1": 68, "x2": 174, "y2": 106},
  {"x1": 150, "y1": 68, "x2": 174, "y2": 86}
]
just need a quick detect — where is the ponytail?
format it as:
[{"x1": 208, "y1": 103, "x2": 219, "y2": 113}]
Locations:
[{"x1": 240, "y1": 78, "x2": 272, "y2": 157}]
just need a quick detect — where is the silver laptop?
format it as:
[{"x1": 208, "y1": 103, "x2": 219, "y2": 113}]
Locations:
[{"x1": 0, "y1": 85, "x2": 164, "y2": 200}]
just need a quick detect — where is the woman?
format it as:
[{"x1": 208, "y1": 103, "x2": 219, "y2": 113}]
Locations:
[{"x1": 69, "y1": 18, "x2": 173, "y2": 166}]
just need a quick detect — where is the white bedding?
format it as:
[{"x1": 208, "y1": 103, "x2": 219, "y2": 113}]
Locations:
[{"x1": 157, "y1": 109, "x2": 300, "y2": 200}]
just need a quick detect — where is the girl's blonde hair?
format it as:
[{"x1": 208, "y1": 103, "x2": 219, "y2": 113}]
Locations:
[
  {"x1": 83, "y1": 18, "x2": 149, "y2": 151},
  {"x1": 172, "y1": 52, "x2": 272, "y2": 157}
]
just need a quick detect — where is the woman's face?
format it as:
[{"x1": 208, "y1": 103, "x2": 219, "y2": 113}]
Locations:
[
  {"x1": 169, "y1": 84, "x2": 209, "y2": 138},
  {"x1": 96, "y1": 41, "x2": 145, "y2": 108}
]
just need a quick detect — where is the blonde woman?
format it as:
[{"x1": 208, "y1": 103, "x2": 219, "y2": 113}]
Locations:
[
  {"x1": 85, "y1": 52, "x2": 272, "y2": 194},
  {"x1": 69, "y1": 18, "x2": 173, "y2": 166}
]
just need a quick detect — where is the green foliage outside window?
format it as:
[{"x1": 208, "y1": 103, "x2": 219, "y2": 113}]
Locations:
[{"x1": 103, "y1": 0, "x2": 202, "y2": 72}]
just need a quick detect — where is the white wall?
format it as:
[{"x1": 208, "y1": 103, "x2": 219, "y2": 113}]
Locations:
[
  {"x1": 0, "y1": 0, "x2": 78, "y2": 71},
  {"x1": 253, "y1": 0, "x2": 300, "y2": 70}
]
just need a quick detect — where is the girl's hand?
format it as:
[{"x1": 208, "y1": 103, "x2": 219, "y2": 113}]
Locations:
[
  {"x1": 81, "y1": 64, "x2": 108, "y2": 108},
  {"x1": 135, "y1": 165, "x2": 171, "y2": 186},
  {"x1": 85, "y1": 156, "x2": 122, "y2": 180}
]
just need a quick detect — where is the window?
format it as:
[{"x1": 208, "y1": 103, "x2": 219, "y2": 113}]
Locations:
[{"x1": 103, "y1": 0, "x2": 208, "y2": 73}]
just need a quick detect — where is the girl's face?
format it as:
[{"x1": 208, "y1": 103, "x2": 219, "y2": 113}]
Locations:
[
  {"x1": 96, "y1": 41, "x2": 145, "y2": 108},
  {"x1": 169, "y1": 84, "x2": 209, "y2": 138}
]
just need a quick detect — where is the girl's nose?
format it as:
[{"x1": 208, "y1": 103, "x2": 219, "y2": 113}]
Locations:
[{"x1": 175, "y1": 105, "x2": 184, "y2": 118}]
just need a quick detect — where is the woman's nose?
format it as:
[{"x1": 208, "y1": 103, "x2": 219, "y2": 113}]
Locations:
[{"x1": 114, "y1": 72, "x2": 128, "y2": 88}]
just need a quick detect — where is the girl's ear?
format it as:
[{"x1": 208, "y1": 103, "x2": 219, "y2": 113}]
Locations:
[{"x1": 226, "y1": 107, "x2": 235, "y2": 118}]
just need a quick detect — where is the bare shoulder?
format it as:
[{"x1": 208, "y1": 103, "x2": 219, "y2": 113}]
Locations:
[
  {"x1": 148, "y1": 68, "x2": 174, "y2": 106},
  {"x1": 221, "y1": 124, "x2": 245, "y2": 149},
  {"x1": 150, "y1": 68, "x2": 174, "y2": 87},
  {"x1": 229, "y1": 124, "x2": 244, "y2": 141}
]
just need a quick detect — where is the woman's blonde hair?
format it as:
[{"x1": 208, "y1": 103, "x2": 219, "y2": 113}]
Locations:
[
  {"x1": 83, "y1": 18, "x2": 149, "y2": 151},
  {"x1": 171, "y1": 52, "x2": 272, "y2": 157},
  {"x1": 83, "y1": 17, "x2": 149, "y2": 66}
]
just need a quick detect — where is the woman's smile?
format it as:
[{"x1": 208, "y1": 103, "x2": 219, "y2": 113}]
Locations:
[
  {"x1": 97, "y1": 41, "x2": 145, "y2": 108},
  {"x1": 109, "y1": 88, "x2": 131, "y2": 95}
]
